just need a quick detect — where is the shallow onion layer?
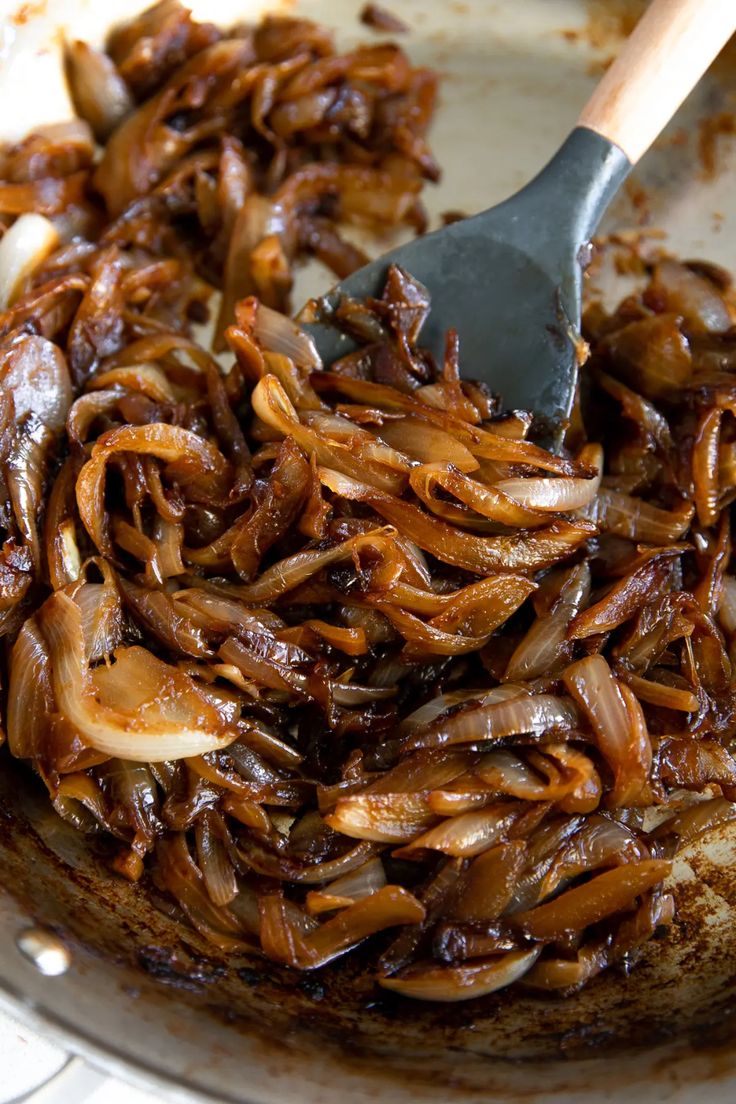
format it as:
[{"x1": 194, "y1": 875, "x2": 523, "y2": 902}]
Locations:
[{"x1": 1, "y1": 0, "x2": 736, "y2": 1003}]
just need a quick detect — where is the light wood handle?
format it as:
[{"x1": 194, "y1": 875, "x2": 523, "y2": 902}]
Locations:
[{"x1": 578, "y1": 0, "x2": 736, "y2": 165}]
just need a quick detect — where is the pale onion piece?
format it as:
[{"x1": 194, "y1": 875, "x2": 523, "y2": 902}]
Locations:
[
  {"x1": 153, "y1": 519, "x2": 186, "y2": 578},
  {"x1": 326, "y1": 793, "x2": 437, "y2": 843},
  {"x1": 0, "y1": 213, "x2": 59, "y2": 310},
  {"x1": 65, "y1": 39, "x2": 134, "y2": 141},
  {"x1": 426, "y1": 780, "x2": 497, "y2": 817},
  {"x1": 398, "y1": 685, "x2": 526, "y2": 736},
  {"x1": 262, "y1": 352, "x2": 325, "y2": 412},
  {"x1": 38, "y1": 592, "x2": 236, "y2": 761},
  {"x1": 56, "y1": 519, "x2": 82, "y2": 585},
  {"x1": 304, "y1": 893, "x2": 355, "y2": 915},
  {"x1": 514, "y1": 859, "x2": 671, "y2": 940},
  {"x1": 396, "y1": 803, "x2": 521, "y2": 858},
  {"x1": 53, "y1": 772, "x2": 110, "y2": 835},
  {"x1": 322, "y1": 857, "x2": 387, "y2": 897},
  {"x1": 175, "y1": 590, "x2": 285, "y2": 635},
  {"x1": 0, "y1": 333, "x2": 73, "y2": 432},
  {"x1": 563, "y1": 655, "x2": 651, "y2": 807},
  {"x1": 66, "y1": 389, "x2": 125, "y2": 446},
  {"x1": 394, "y1": 536, "x2": 432, "y2": 586},
  {"x1": 306, "y1": 411, "x2": 411, "y2": 473},
  {"x1": 375, "y1": 416, "x2": 479, "y2": 473},
  {"x1": 475, "y1": 750, "x2": 548, "y2": 797},
  {"x1": 586, "y1": 488, "x2": 694, "y2": 543},
  {"x1": 35, "y1": 118, "x2": 95, "y2": 147},
  {"x1": 505, "y1": 562, "x2": 590, "y2": 680},
  {"x1": 495, "y1": 444, "x2": 602, "y2": 512},
  {"x1": 253, "y1": 376, "x2": 406, "y2": 493},
  {"x1": 195, "y1": 816, "x2": 238, "y2": 907},
  {"x1": 408, "y1": 693, "x2": 578, "y2": 750},
  {"x1": 314, "y1": 373, "x2": 594, "y2": 474},
  {"x1": 719, "y1": 576, "x2": 736, "y2": 635},
  {"x1": 254, "y1": 303, "x2": 322, "y2": 369},
  {"x1": 652, "y1": 258, "x2": 732, "y2": 335},
  {"x1": 414, "y1": 381, "x2": 482, "y2": 424},
  {"x1": 102, "y1": 333, "x2": 217, "y2": 374},
  {"x1": 409, "y1": 463, "x2": 548, "y2": 530},
  {"x1": 73, "y1": 580, "x2": 124, "y2": 662},
  {"x1": 306, "y1": 857, "x2": 386, "y2": 915},
  {"x1": 379, "y1": 947, "x2": 540, "y2": 1002},
  {"x1": 7, "y1": 616, "x2": 54, "y2": 759}
]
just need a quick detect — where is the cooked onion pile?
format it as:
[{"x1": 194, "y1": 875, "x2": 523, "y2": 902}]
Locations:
[{"x1": 1, "y1": 1, "x2": 736, "y2": 1004}]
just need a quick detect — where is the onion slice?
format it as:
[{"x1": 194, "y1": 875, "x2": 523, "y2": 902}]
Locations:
[
  {"x1": 38, "y1": 592, "x2": 236, "y2": 761},
  {"x1": 379, "y1": 947, "x2": 540, "y2": 1001},
  {"x1": 514, "y1": 859, "x2": 671, "y2": 940},
  {"x1": 408, "y1": 693, "x2": 578, "y2": 751},
  {"x1": 495, "y1": 444, "x2": 602, "y2": 512},
  {"x1": 0, "y1": 214, "x2": 59, "y2": 310},
  {"x1": 260, "y1": 885, "x2": 425, "y2": 968},
  {"x1": 562, "y1": 655, "x2": 651, "y2": 807}
]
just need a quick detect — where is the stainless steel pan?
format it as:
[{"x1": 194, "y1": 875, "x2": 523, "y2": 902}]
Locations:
[{"x1": 1, "y1": 2, "x2": 736, "y2": 1100}]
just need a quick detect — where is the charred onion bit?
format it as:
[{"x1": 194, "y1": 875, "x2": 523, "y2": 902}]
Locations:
[{"x1": 1, "y1": 0, "x2": 735, "y2": 1001}]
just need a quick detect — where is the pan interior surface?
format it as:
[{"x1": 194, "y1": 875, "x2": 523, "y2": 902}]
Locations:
[{"x1": 1, "y1": 2, "x2": 736, "y2": 1101}]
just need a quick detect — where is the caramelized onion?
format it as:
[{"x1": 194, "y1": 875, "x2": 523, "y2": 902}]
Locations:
[
  {"x1": 65, "y1": 40, "x2": 135, "y2": 142},
  {"x1": 563, "y1": 656, "x2": 651, "y2": 807},
  {"x1": 7, "y1": 617, "x2": 53, "y2": 760},
  {"x1": 495, "y1": 445, "x2": 602, "y2": 512},
  {"x1": 0, "y1": 2, "x2": 730, "y2": 1002},
  {"x1": 506, "y1": 562, "x2": 590, "y2": 680},
  {"x1": 0, "y1": 214, "x2": 59, "y2": 310},
  {"x1": 77, "y1": 423, "x2": 230, "y2": 553},
  {"x1": 38, "y1": 592, "x2": 236, "y2": 761},
  {"x1": 379, "y1": 947, "x2": 540, "y2": 1001},
  {"x1": 408, "y1": 693, "x2": 578, "y2": 751}
]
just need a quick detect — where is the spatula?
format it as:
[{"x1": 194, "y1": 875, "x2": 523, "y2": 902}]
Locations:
[{"x1": 303, "y1": 0, "x2": 736, "y2": 437}]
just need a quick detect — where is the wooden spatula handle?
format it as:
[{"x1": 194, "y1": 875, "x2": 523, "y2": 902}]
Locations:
[{"x1": 578, "y1": 0, "x2": 736, "y2": 165}]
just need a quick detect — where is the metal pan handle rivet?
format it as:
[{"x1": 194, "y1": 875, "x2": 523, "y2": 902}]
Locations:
[{"x1": 15, "y1": 928, "x2": 72, "y2": 977}]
